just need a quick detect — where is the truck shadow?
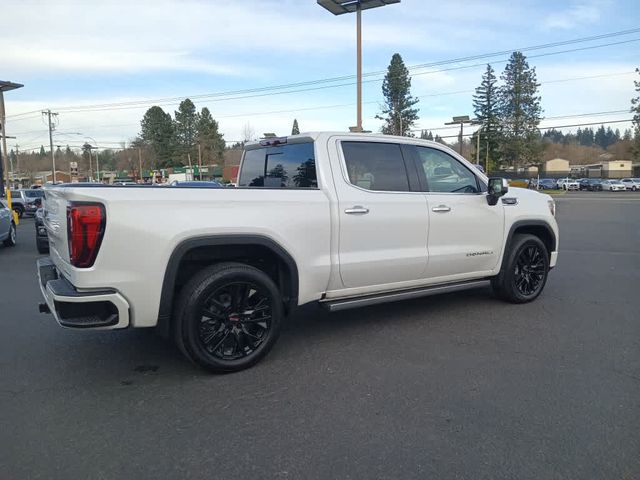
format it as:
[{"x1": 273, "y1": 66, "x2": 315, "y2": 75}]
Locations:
[{"x1": 53, "y1": 287, "x2": 501, "y2": 380}]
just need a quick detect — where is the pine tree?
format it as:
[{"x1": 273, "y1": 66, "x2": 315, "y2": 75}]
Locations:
[
  {"x1": 473, "y1": 64, "x2": 501, "y2": 170},
  {"x1": 140, "y1": 106, "x2": 175, "y2": 167},
  {"x1": 594, "y1": 125, "x2": 607, "y2": 149},
  {"x1": 39, "y1": 146, "x2": 46, "y2": 156},
  {"x1": 291, "y1": 119, "x2": 300, "y2": 135},
  {"x1": 376, "y1": 53, "x2": 419, "y2": 136},
  {"x1": 631, "y1": 67, "x2": 640, "y2": 160},
  {"x1": 420, "y1": 130, "x2": 434, "y2": 140},
  {"x1": 174, "y1": 99, "x2": 198, "y2": 163},
  {"x1": 197, "y1": 107, "x2": 225, "y2": 164},
  {"x1": 497, "y1": 52, "x2": 543, "y2": 167}
]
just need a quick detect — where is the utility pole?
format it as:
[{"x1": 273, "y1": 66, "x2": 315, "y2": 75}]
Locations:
[
  {"x1": 187, "y1": 153, "x2": 193, "y2": 181},
  {"x1": 197, "y1": 143, "x2": 202, "y2": 181},
  {"x1": 95, "y1": 150, "x2": 100, "y2": 183},
  {"x1": 43, "y1": 109, "x2": 58, "y2": 183},
  {"x1": 138, "y1": 148, "x2": 143, "y2": 183},
  {"x1": 14, "y1": 144, "x2": 19, "y2": 179}
]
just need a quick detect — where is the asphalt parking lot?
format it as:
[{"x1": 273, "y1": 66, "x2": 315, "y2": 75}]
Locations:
[{"x1": 1, "y1": 192, "x2": 639, "y2": 480}]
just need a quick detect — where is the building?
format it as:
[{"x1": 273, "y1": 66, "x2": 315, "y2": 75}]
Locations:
[
  {"x1": 576, "y1": 160, "x2": 633, "y2": 179},
  {"x1": 543, "y1": 158, "x2": 570, "y2": 175},
  {"x1": 602, "y1": 160, "x2": 632, "y2": 178}
]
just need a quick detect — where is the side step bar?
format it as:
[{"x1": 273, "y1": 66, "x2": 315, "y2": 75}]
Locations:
[{"x1": 321, "y1": 279, "x2": 490, "y2": 312}]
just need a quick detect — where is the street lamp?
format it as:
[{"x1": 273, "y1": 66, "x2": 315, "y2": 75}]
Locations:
[
  {"x1": 0, "y1": 81, "x2": 24, "y2": 201},
  {"x1": 444, "y1": 115, "x2": 472, "y2": 156},
  {"x1": 84, "y1": 136, "x2": 99, "y2": 182},
  {"x1": 317, "y1": 0, "x2": 401, "y2": 133}
]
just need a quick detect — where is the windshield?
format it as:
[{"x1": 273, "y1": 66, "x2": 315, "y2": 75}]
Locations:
[{"x1": 23, "y1": 190, "x2": 45, "y2": 198}]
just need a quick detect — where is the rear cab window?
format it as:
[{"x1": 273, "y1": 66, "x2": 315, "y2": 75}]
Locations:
[{"x1": 238, "y1": 140, "x2": 317, "y2": 188}]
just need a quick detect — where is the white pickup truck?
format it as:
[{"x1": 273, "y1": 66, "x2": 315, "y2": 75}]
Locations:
[{"x1": 38, "y1": 132, "x2": 559, "y2": 372}]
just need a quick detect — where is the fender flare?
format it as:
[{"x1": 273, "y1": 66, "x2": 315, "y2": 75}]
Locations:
[
  {"x1": 156, "y1": 235, "x2": 299, "y2": 337},
  {"x1": 500, "y1": 220, "x2": 557, "y2": 269}
]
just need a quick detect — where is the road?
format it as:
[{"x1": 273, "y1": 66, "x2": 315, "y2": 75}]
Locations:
[{"x1": 1, "y1": 193, "x2": 639, "y2": 480}]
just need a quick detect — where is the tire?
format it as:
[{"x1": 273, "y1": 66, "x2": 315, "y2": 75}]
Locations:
[
  {"x1": 13, "y1": 206, "x2": 23, "y2": 219},
  {"x1": 173, "y1": 262, "x2": 283, "y2": 373},
  {"x1": 491, "y1": 234, "x2": 549, "y2": 304},
  {"x1": 36, "y1": 239, "x2": 49, "y2": 254},
  {"x1": 3, "y1": 223, "x2": 17, "y2": 247}
]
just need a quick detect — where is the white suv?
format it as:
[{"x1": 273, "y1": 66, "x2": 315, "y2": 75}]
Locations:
[
  {"x1": 556, "y1": 178, "x2": 579, "y2": 191},
  {"x1": 620, "y1": 178, "x2": 640, "y2": 191}
]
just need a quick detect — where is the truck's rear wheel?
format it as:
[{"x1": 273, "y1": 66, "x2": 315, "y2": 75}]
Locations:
[
  {"x1": 491, "y1": 234, "x2": 549, "y2": 303},
  {"x1": 173, "y1": 262, "x2": 283, "y2": 373}
]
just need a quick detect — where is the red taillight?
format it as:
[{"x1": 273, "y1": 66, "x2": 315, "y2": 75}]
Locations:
[{"x1": 67, "y1": 203, "x2": 106, "y2": 268}]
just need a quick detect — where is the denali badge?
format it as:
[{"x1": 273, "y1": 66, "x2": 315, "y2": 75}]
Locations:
[{"x1": 466, "y1": 251, "x2": 494, "y2": 257}]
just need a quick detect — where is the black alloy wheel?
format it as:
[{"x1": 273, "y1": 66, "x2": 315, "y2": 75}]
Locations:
[
  {"x1": 491, "y1": 234, "x2": 549, "y2": 303},
  {"x1": 197, "y1": 282, "x2": 272, "y2": 362},
  {"x1": 513, "y1": 244, "x2": 546, "y2": 297},
  {"x1": 174, "y1": 262, "x2": 283, "y2": 373}
]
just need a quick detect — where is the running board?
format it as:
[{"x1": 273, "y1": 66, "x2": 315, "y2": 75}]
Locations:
[{"x1": 321, "y1": 279, "x2": 490, "y2": 312}]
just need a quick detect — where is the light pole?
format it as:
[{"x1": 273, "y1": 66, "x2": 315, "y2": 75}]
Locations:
[
  {"x1": 317, "y1": 0, "x2": 400, "y2": 133},
  {"x1": 445, "y1": 115, "x2": 473, "y2": 156},
  {"x1": 84, "y1": 136, "x2": 99, "y2": 182},
  {"x1": 0, "y1": 81, "x2": 24, "y2": 204}
]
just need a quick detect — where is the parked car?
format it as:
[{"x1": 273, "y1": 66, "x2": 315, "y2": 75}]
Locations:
[
  {"x1": 536, "y1": 178, "x2": 558, "y2": 190},
  {"x1": 620, "y1": 178, "x2": 640, "y2": 191},
  {"x1": 601, "y1": 179, "x2": 627, "y2": 191},
  {"x1": 556, "y1": 178, "x2": 579, "y2": 191},
  {"x1": 10, "y1": 189, "x2": 45, "y2": 217},
  {"x1": 36, "y1": 133, "x2": 560, "y2": 373},
  {"x1": 34, "y1": 205, "x2": 49, "y2": 254},
  {"x1": 579, "y1": 178, "x2": 603, "y2": 191},
  {"x1": 0, "y1": 199, "x2": 17, "y2": 247},
  {"x1": 6, "y1": 190, "x2": 26, "y2": 218}
]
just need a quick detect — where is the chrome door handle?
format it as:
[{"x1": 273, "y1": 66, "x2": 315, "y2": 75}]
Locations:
[
  {"x1": 431, "y1": 205, "x2": 451, "y2": 213},
  {"x1": 344, "y1": 206, "x2": 369, "y2": 215}
]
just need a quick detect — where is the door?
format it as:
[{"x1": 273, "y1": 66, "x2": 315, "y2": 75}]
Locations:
[
  {"x1": 411, "y1": 145, "x2": 504, "y2": 279},
  {"x1": 0, "y1": 203, "x2": 10, "y2": 240},
  {"x1": 333, "y1": 140, "x2": 429, "y2": 288}
]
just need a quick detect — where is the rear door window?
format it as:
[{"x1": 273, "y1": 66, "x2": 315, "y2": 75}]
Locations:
[
  {"x1": 341, "y1": 141, "x2": 411, "y2": 192},
  {"x1": 238, "y1": 142, "x2": 317, "y2": 188}
]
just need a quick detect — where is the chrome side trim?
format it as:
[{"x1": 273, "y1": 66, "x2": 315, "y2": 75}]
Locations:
[{"x1": 321, "y1": 279, "x2": 490, "y2": 312}]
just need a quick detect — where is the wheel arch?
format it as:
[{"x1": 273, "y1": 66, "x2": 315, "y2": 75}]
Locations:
[
  {"x1": 505, "y1": 220, "x2": 557, "y2": 264},
  {"x1": 156, "y1": 235, "x2": 299, "y2": 338}
]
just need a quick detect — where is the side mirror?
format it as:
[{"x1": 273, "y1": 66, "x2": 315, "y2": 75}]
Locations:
[{"x1": 487, "y1": 177, "x2": 509, "y2": 206}]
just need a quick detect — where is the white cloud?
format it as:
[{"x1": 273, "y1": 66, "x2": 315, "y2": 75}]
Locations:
[{"x1": 542, "y1": 0, "x2": 609, "y2": 29}]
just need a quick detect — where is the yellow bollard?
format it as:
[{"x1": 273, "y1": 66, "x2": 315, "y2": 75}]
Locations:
[{"x1": 7, "y1": 188, "x2": 19, "y2": 226}]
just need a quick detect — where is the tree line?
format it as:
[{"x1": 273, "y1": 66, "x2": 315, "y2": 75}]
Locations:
[
  {"x1": 135, "y1": 99, "x2": 225, "y2": 168},
  {"x1": 376, "y1": 52, "x2": 640, "y2": 168}
]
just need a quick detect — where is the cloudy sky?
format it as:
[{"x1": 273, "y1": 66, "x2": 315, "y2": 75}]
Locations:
[{"x1": 2, "y1": 0, "x2": 639, "y2": 153}]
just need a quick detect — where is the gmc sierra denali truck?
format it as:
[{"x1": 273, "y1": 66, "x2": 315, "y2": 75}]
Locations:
[{"x1": 37, "y1": 132, "x2": 559, "y2": 372}]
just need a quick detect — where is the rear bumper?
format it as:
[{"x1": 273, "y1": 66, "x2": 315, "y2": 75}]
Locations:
[{"x1": 37, "y1": 257, "x2": 130, "y2": 329}]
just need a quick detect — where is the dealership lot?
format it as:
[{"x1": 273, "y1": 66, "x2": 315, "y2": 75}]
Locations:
[{"x1": 1, "y1": 193, "x2": 639, "y2": 480}]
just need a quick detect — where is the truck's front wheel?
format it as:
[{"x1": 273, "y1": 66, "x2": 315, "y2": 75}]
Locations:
[
  {"x1": 174, "y1": 262, "x2": 283, "y2": 373},
  {"x1": 491, "y1": 234, "x2": 549, "y2": 303}
]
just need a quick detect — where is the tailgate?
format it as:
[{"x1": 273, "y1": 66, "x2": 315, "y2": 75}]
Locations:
[{"x1": 43, "y1": 188, "x2": 71, "y2": 267}]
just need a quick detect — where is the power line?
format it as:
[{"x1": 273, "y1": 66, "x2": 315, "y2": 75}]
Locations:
[
  {"x1": 53, "y1": 36, "x2": 640, "y2": 115},
  {"x1": 7, "y1": 29, "x2": 636, "y2": 117},
  {"x1": 437, "y1": 118, "x2": 633, "y2": 139},
  {"x1": 14, "y1": 70, "x2": 632, "y2": 137}
]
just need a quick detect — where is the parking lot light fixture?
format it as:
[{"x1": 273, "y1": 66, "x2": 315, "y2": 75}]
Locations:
[
  {"x1": 445, "y1": 115, "x2": 472, "y2": 156},
  {"x1": 317, "y1": 0, "x2": 401, "y2": 133}
]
